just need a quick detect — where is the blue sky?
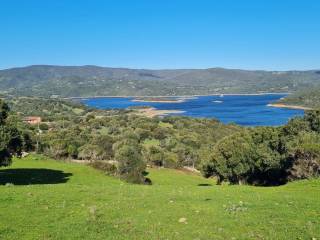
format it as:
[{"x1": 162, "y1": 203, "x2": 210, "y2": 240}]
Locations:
[{"x1": 0, "y1": 0, "x2": 319, "y2": 70}]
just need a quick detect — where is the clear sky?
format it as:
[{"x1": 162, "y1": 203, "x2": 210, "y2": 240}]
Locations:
[{"x1": 0, "y1": 0, "x2": 319, "y2": 70}]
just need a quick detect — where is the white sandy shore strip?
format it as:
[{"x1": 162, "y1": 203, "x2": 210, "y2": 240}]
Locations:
[
  {"x1": 135, "y1": 107, "x2": 185, "y2": 118},
  {"x1": 267, "y1": 103, "x2": 312, "y2": 110}
]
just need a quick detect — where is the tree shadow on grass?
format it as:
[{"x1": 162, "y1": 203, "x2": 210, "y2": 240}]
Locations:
[{"x1": 0, "y1": 168, "x2": 72, "y2": 185}]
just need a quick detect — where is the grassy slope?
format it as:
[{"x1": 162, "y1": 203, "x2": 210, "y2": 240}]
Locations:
[{"x1": 0, "y1": 155, "x2": 319, "y2": 240}]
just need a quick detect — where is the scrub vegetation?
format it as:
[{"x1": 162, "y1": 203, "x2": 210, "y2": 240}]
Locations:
[{"x1": 0, "y1": 97, "x2": 319, "y2": 239}]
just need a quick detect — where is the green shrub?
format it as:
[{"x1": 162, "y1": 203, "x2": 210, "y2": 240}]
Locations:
[
  {"x1": 286, "y1": 132, "x2": 320, "y2": 180},
  {"x1": 39, "y1": 123, "x2": 49, "y2": 131},
  {"x1": 115, "y1": 143, "x2": 147, "y2": 184},
  {"x1": 89, "y1": 161, "x2": 117, "y2": 176}
]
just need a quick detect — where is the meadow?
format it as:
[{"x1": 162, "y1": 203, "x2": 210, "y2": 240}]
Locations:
[{"x1": 0, "y1": 155, "x2": 319, "y2": 240}]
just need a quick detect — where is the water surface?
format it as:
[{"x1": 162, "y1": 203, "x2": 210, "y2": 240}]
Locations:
[{"x1": 81, "y1": 94, "x2": 304, "y2": 126}]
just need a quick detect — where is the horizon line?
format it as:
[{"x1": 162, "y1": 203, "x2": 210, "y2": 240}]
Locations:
[{"x1": 1, "y1": 64, "x2": 319, "y2": 72}]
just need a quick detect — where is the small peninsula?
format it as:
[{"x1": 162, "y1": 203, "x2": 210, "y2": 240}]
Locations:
[
  {"x1": 135, "y1": 107, "x2": 185, "y2": 117},
  {"x1": 267, "y1": 103, "x2": 312, "y2": 110}
]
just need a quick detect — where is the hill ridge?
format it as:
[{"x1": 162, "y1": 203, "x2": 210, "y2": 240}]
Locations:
[{"x1": 1, "y1": 65, "x2": 320, "y2": 97}]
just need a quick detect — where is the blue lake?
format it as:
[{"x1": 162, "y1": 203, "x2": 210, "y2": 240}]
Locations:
[{"x1": 81, "y1": 94, "x2": 304, "y2": 126}]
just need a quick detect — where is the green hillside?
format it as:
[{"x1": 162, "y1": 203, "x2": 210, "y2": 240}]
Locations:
[
  {"x1": 278, "y1": 88, "x2": 320, "y2": 108},
  {"x1": 0, "y1": 155, "x2": 319, "y2": 240},
  {"x1": 1, "y1": 65, "x2": 320, "y2": 97}
]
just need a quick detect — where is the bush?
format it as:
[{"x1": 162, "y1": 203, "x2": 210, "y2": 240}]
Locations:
[
  {"x1": 286, "y1": 132, "x2": 320, "y2": 180},
  {"x1": 39, "y1": 123, "x2": 49, "y2": 131},
  {"x1": 115, "y1": 143, "x2": 147, "y2": 184},
  {"x1": 282, "y1": 117, "x2": 310, "y2": 136},
  {"x1": 142, "y1": 145, "x2": 165, "y2": 166},
  {"x1": 304, "y1": 110, "x2": 320, "y2": 133},
  {"x1": 89, "y1": 161, "x2": 117, "y2": 176}
]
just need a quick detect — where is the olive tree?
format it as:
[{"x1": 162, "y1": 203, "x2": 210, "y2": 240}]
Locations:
[{"x1": 114, "y1": 140, "x2": 147, "y2": 184}]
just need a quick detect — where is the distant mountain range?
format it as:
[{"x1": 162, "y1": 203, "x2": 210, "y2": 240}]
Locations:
[{"x1": 0, "y1": 65, "x2": 320, "y2": 97}]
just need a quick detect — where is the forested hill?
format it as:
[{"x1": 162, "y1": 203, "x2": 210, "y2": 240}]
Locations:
[
  {"x1": 1, "y1": 65, "x2": 320, "y2": 97},
  {"x1": 277, "y1": 87, "x2": 320, "y2": 108}
]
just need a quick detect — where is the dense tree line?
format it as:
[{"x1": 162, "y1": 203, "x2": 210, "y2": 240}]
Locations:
[
  {"x1": 201, "y1": 110, "x2": 320, "y2": 185},
  {"x1": 36, "y1": 113, "x2": 239, "y2": 183},
  {"x1": 6, "y1": 97, "x2": 122, "y2": 121},
  {"x1": 6, "y1": 97, "x2": 238, "y2": 183}
]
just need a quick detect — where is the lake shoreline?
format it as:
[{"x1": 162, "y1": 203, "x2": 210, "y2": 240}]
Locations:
[
  {"x1": 135, "y1": 107, "x2": 185, "y2": 118},
  {"x1": 131, "y1": 98, "x2": 186, "y2": 103},
  {"x1": 131, "y1": 96, "x2": 198, "y2": 103},
  {"x1": 66, "y1": 92, "x2": 290, "y2": 100},
  {"x1": 267, "y1": 103, "x2": 312, "y2": 110},
  {"x1": 81, "y1": 94, "x2": 304, "y2": 126}
]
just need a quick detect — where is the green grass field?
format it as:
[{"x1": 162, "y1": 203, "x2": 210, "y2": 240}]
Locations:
[{"x1": 0, "y1": 155, "x2": 319, "y2": 240}]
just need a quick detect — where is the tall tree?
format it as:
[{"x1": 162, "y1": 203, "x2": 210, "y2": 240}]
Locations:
[
  {"x1": 0, "y1": 100, "x2": 23, "y2": 166},
  {"x1": 115, "y1": 143, "x2": 146, "y2": 184}
]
